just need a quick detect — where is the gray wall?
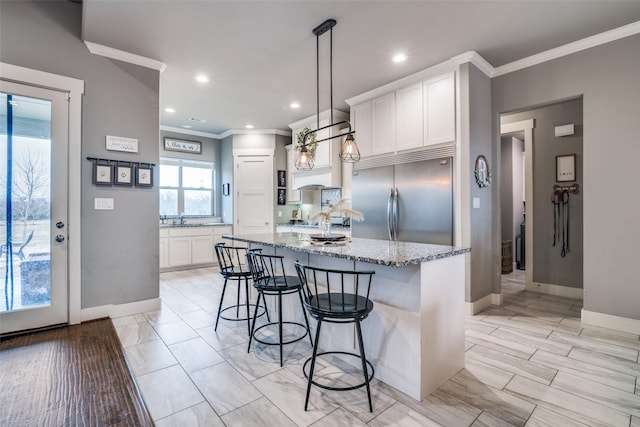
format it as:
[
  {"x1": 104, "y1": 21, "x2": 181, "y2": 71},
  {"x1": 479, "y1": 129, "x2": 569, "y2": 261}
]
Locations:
[
  {"x1": 502, "y1": 98, "x2": 583, "y2": 288},
  {"x1": 1, "y1": 0, "x2": 160, "y2": 308},
  {"x1": 492, "y1": 34, "x2": 640, "y2": 319},
  {"x1": 464, "y1": 63, "x2": 497, "y2": 301},
  {"x1": 159, "y1": 130, "x2": 222, "y2": 217}
]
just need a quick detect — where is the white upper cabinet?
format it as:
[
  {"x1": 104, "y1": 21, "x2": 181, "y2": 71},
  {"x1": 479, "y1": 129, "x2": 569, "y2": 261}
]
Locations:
[
  {"x1": 350, "y1": 102, "x2": 372, "y2": 158},
  {"x1": 347, "y1": 70, "x2": 456, "y2": 158},
  {"x1": 285, "y1": 145, "x2": 301, "y2": 203},
  {"x1": 423, "y1": 71, "x2": 455, "y2": 146},
  {"x1": 371, "y1": 93, "x2": 396, "y2": 156},
  {"x1": 396, "y1": 83, "x2": 424, "y2": 151}
]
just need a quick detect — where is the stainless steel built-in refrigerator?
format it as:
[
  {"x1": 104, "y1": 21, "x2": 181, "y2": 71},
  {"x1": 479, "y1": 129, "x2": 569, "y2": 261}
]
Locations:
[{"x1": 351, "y1": 157, "x2": 453, "y2": 245}]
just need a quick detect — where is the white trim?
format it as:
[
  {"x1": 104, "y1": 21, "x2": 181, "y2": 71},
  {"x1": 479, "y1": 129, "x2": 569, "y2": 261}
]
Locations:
[
  {"x1": 451, "y1": 51, "x2": 495, "y2": 78},
  {"x1": 466, "y1": 293, "x2": 502, "y2": 316},
  {"x1": 581, "y1": 309, "x2": 640, "y2": 335},
  {"x1": 1, "y1": 62, "x2": 84, "y2": 325},
  {"x1": 219, "y1": 128, "x2": 291, "y2": 139},
  {"x1": 500, "y1": 119, "x2": 534, "y2": 135},
  {"x1": 161, "y1": 125, "x2": 222, "y2": 139},
  {"x1": 494, "y1": 20, "x2": 640, "y2": 77},
  {"x1": 527, "y1": 282, "x2": 584, "y2": 300},
  {"x1": 80, "y1": 298, "x2": 162, "y2": 322},
  {"x1": 84, "y1": 41, "x2": 167, "y2": 72}
]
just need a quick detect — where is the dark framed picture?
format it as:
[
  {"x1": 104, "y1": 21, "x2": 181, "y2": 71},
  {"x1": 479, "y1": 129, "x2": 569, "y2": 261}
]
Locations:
[
  {"x1": 277, "y1": 188, "x2": 286, "y2": 205},
  {"x1": 163, "y1": 137, "x2": 202, "y2": 154},
  {"x1": 92, "y1": 162, "x2": 113, "y2": 186},
  {"x1": 556, "y1": 154, "x2": 576, "y2": 182},
  {"x1": 115, "y1": 164, "x2": 133, "y2": 186},
  {"x1": 277, "y1": 170, "x2": 286, "y2": 187},
  {"x1": 135, "y1": 165, "x2": 154, "y2": 187},
  {"x1": 222, "y1": 183, "x2": 230, "y2": 196}
]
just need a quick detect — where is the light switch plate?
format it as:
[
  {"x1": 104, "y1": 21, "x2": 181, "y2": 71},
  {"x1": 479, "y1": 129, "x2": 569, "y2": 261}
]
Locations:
[
  {"x1": 95, "y1": 198, "x2": 114, "y2": 210},
  {"x1": 473, "y1": 197, "x2": 480, "y2": 209}
]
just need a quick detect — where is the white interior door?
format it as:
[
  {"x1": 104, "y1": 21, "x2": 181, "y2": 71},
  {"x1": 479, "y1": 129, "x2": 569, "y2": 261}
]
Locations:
[
  {"x1": 235, "y1": 155, "x2": 273, "y2": 235},
  {"x1": 0, "y1": 81, "x2": 69, "y2": 334}
]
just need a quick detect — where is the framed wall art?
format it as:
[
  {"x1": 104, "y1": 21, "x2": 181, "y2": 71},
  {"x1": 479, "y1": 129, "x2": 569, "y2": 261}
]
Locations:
[
  {"x1": 556, "y1": 154, "x2": 576, "y2": 182},
  {"x1": 277, "y1": 170, "x2": 286, "y2": 187},
  {"x1": 222, "y1": 183, "x2": 230, "y2": 196},
  {"x1": 163, "y1": 137, "x2": 202, "y2": 154},
  {"x1": 135, "y1": 165, "x2": 154, "y2": 187},
  {"x1": 92, "y1": 162, "x2": 113, "y2": 186},
  {"x1": 277, "y1": 188, "x2": 286, "y2": 205},
  {"x1": 115, "y1": 164, "x2": 133, "y2": 186}
]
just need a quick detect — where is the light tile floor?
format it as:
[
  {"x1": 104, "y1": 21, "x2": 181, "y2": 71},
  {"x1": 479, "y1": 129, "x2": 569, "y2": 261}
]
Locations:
[{"x1": 114, "y1": 268, "x2": 640, "y2": 426}]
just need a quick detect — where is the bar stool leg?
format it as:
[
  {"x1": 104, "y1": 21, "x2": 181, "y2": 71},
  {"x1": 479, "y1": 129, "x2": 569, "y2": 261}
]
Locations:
[
  {"x1": 244, "y1": 277, "x2": 251, "y2": 336},
  {"x1": 305, "y1": 318, "x2": 323, "y2": 411},
  {"x1": 297, "y1": 290, "x2": 313, "y2": 347},
  {"x1": 355, "y1": 319, "x2": 373, "y2": 412},
  {"x1": 278, "y1": 292, "x2": 283, "y2": 367},
  {"x1": 247, "y1": 291, "x2": 263, "y2": 353},
  {"x1": 214, "y1": 278, "x2": 229, "y2": 331}
]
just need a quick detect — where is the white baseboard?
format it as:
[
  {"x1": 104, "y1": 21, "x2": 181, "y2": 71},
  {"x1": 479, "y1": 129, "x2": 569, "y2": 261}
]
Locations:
[
  {"x1": 581, "y1": 309, "x2": 640, "y2": 335},
  {"x1": 80, "y1": 297, "x2": 162, "y2": 323},
  {"x1": 527, "y1": 282, "x2": 583, "y2": 299},
  {"x1": 466, "y1": 293, "x2": 503, "y2": 315}
]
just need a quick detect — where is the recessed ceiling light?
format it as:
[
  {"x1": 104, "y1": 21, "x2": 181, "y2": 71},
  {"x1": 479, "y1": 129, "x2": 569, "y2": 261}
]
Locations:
[
  {"x1": 392, "y1": 53, "x2": 407, "y2": 63},
  {"x1": 245, "y1": 124, "x2": 254, "y2": 129},
  {"x1": 195, "y1": 74, "x2": 210, "y2": 83},
  {"x1": 164, "y1": 107, "x2": 175, "y2": 113},
  {"x1": 290, "y1": 102, "x2": 300, "y2": 109},
  {"x1": 182, "y1": 125, "x2": 192, "y2": 129}
]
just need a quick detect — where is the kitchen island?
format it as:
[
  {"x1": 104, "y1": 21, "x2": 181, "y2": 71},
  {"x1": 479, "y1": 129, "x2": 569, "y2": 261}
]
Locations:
[{"x1": 223, "y1": 232, "x2": 470, "y2": 400}]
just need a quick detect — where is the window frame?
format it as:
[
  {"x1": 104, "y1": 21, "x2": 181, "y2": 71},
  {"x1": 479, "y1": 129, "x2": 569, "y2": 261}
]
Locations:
[{"x1": 159, "y1": 157, "x2": 216, "y2": 217}]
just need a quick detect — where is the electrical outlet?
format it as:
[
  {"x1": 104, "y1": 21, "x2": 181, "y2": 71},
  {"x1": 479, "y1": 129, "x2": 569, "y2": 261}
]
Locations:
[
  {"x1": 278, "y1": 211, "x2": 282, "y2": 217},
  {"x1": 473, "y1": 197, "x2": 480, "y2": 209}
]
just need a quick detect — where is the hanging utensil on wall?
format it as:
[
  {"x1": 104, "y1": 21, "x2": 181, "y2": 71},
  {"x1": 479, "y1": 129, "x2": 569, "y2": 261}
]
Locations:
[{"x1": 551, "y1": 184, "x2": 580, "y2": 258}]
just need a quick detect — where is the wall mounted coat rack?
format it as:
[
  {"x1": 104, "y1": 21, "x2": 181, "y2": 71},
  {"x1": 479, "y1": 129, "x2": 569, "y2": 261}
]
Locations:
[{"x1": 87, "y1": 157, "x2": 155, "y2": 187}]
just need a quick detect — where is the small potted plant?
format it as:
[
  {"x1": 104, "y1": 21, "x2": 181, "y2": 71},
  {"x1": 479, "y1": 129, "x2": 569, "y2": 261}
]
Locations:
[
  {"x1": 295, "y1": 126, "x2": 317, "y2": 158},
  {"x1": 311, "y1": 198, "x2": 363, "y2": 237}
]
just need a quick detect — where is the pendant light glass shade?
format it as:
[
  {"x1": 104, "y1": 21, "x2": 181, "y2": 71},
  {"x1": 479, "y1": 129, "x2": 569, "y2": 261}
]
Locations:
[
  {"x1": 295, "y1": 147, "x2": 314, "y2": 171},
  {"x1": 339, "y1": 134, "x2": 360, "y2": 163}
]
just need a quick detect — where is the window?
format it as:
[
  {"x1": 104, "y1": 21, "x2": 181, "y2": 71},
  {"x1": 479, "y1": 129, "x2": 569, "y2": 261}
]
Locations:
[{"x1": 159, "y1": 159, "x2": 215, "y2": 216}]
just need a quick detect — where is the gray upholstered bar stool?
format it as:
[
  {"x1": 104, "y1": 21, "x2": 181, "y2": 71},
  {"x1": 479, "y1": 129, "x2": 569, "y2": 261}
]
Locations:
[
  {"x1": 214, "y1": 243, "x2": 268, "y2": 335},
  {"x1": 246, "y1": 250, "x2": 313, "y2": 367},
  {"x1": 295, "y1": 262, "x2": 376, "y2": 412}
]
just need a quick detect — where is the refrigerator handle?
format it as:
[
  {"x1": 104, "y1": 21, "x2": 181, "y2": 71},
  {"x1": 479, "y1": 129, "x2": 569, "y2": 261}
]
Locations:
[
  {"x1": 393, "y1": 188, "x2": 399, "y2": 240},
  {"x1": 387, "y1": 188, "x2": 394, "y2": 240}
]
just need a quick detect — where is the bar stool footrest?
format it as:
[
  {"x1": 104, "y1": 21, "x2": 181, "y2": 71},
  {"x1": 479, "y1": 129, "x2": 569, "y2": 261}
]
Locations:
[
  {"x1": 253, "y1": 321, "x2": 310, "y2": 346},
  {"x1": 219, "y1": 304, "x2": 266, "y2": 322},
  {"x1": 303, "y1": 351, "x2": 374, "y2": 392}
]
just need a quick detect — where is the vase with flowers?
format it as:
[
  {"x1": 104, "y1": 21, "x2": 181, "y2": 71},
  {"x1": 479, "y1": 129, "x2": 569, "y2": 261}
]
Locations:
[{"x1": 310, "y1": 198, "x2": 364, "y2": 237}]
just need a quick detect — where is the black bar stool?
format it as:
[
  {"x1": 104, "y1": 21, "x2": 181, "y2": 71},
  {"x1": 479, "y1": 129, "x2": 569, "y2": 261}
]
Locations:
[
  {"x1": 214, "y1": 243, "x2": 268, "y2": 335},
  {"x1": 246, "y1": 250, "x2": 313, "y2": 367},
  {"x1": 294, "y1": 262, "x2": 376, "y2": 412}
]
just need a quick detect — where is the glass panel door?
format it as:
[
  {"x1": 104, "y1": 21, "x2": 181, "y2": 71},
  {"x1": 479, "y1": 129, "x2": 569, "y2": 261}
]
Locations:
[{"x1": 0, "y1": 81, "x2": 68, "y2": 333}]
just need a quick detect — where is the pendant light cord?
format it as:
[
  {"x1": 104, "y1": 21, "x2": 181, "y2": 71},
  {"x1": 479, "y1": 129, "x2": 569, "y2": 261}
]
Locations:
[
  {"x1": 316, "y1": 32, "x2": 320, "y2": 131},
  {"x1": 330, "y1": 26, "x2": 333, "y2": 126}
]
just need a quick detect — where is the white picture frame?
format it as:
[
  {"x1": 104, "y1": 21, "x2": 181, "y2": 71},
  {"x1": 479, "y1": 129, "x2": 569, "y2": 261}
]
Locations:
[
  {"x1": 556, "y1": 154, "x2": 576, "y2": 182},
  {"x1": 163, "y1": 137, "x2": 202, "y2": 154}
]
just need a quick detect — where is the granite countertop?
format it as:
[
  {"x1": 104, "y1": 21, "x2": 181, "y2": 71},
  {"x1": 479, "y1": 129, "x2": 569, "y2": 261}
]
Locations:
[
  {"x1": 276, "y1": 223, "x2": 351, "y2": 230},
  {"x1": 160, "y1": 223, "x2": 232, "y2": 228},
  {"x1": 222, "y1": 232, "x2": 470, "y2": 268}
]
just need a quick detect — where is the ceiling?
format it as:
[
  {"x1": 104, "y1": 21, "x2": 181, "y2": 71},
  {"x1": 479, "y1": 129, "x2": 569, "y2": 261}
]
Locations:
[{"x1": 81, "y1": 1, "x2": 640, "y2": 136}]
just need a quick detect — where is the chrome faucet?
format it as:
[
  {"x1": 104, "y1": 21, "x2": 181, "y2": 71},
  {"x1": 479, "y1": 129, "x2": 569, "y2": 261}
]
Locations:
[{"x1": 180, "y1": 213, "x2": 185, "y2": 225}]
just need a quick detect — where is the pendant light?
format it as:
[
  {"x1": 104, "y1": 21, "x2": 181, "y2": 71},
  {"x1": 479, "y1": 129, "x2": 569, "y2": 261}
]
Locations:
[{"x1": 295, "y1": 18, "x2": 359, "y2": 170}]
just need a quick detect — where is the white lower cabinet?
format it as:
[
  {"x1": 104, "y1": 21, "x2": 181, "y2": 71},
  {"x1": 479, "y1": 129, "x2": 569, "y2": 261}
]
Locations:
[{"x1": 161, "y1": 225, "x2": 233, "y2": 270}]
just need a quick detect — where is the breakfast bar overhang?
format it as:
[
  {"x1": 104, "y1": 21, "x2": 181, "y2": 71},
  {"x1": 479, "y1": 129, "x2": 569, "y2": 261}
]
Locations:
[{"x1": 224, "y1": 232, "x2": 470, "y2": 401}]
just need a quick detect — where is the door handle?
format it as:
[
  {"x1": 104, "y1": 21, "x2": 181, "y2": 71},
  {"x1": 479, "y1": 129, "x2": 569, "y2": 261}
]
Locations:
[
  {"x1": 387, "y1": 188, "x2": 394, "y2": 240},
  {"x1": 55, "y1": 235, "x2": 65, "y2": 243},
  {"x1": 393, "y1": 188, "x2": 399, "y2": 240}
]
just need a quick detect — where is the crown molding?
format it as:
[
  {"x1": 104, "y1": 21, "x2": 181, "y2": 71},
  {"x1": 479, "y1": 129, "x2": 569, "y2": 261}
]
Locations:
[
  {"x1": 494, "y1": 20, "x2": 640, "y2": 77},
  {"x1": 451, "y1": 51, "x2": 495, "y2": 77},
  {"x1": 288, "y1": 109, "x2": 350, "y2": 130},
  {"x1": 218, "y1": 128, "x2": 292, "y2": 139},
  {"x1": 160, "y1": 125, "x2": 222, "y2": 139},
  {"x1": 84, "y1": 41, "x2": 167, "y2": 72}
]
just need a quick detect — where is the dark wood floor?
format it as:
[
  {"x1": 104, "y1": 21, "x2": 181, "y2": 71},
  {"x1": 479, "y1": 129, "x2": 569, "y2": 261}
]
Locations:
[{"x1": 0, "y1": 319, "x2": 153, "y2": 427}]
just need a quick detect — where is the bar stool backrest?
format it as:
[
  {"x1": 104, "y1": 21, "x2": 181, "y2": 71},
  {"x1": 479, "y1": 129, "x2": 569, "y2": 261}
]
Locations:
[
  {"x1": 247, "y1": 250, "x2": 298, "y2": 289},
  {"x1": 294, "y1": 262, "x2": 375, "y2": 319},
  {"x1": 214, "y1": 243, "x2": 249, "y2": 276}
]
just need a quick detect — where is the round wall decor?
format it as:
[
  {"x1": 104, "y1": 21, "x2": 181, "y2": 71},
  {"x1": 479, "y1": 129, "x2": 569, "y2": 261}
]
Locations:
[{"x1": 474, "y1": 155, "x2": 492, "y2": 188}]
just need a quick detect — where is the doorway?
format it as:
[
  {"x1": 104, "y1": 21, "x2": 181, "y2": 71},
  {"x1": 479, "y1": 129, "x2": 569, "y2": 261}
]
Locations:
[
  {"x1": 500, "y1": 98, "x2": 583, "y2": 298},
  {"x1": 0, "y1": 81, "x2": 69, "y2": 333},
  {"x1": 234, "y1": 154, "x2": 274, "y2": 235}
]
